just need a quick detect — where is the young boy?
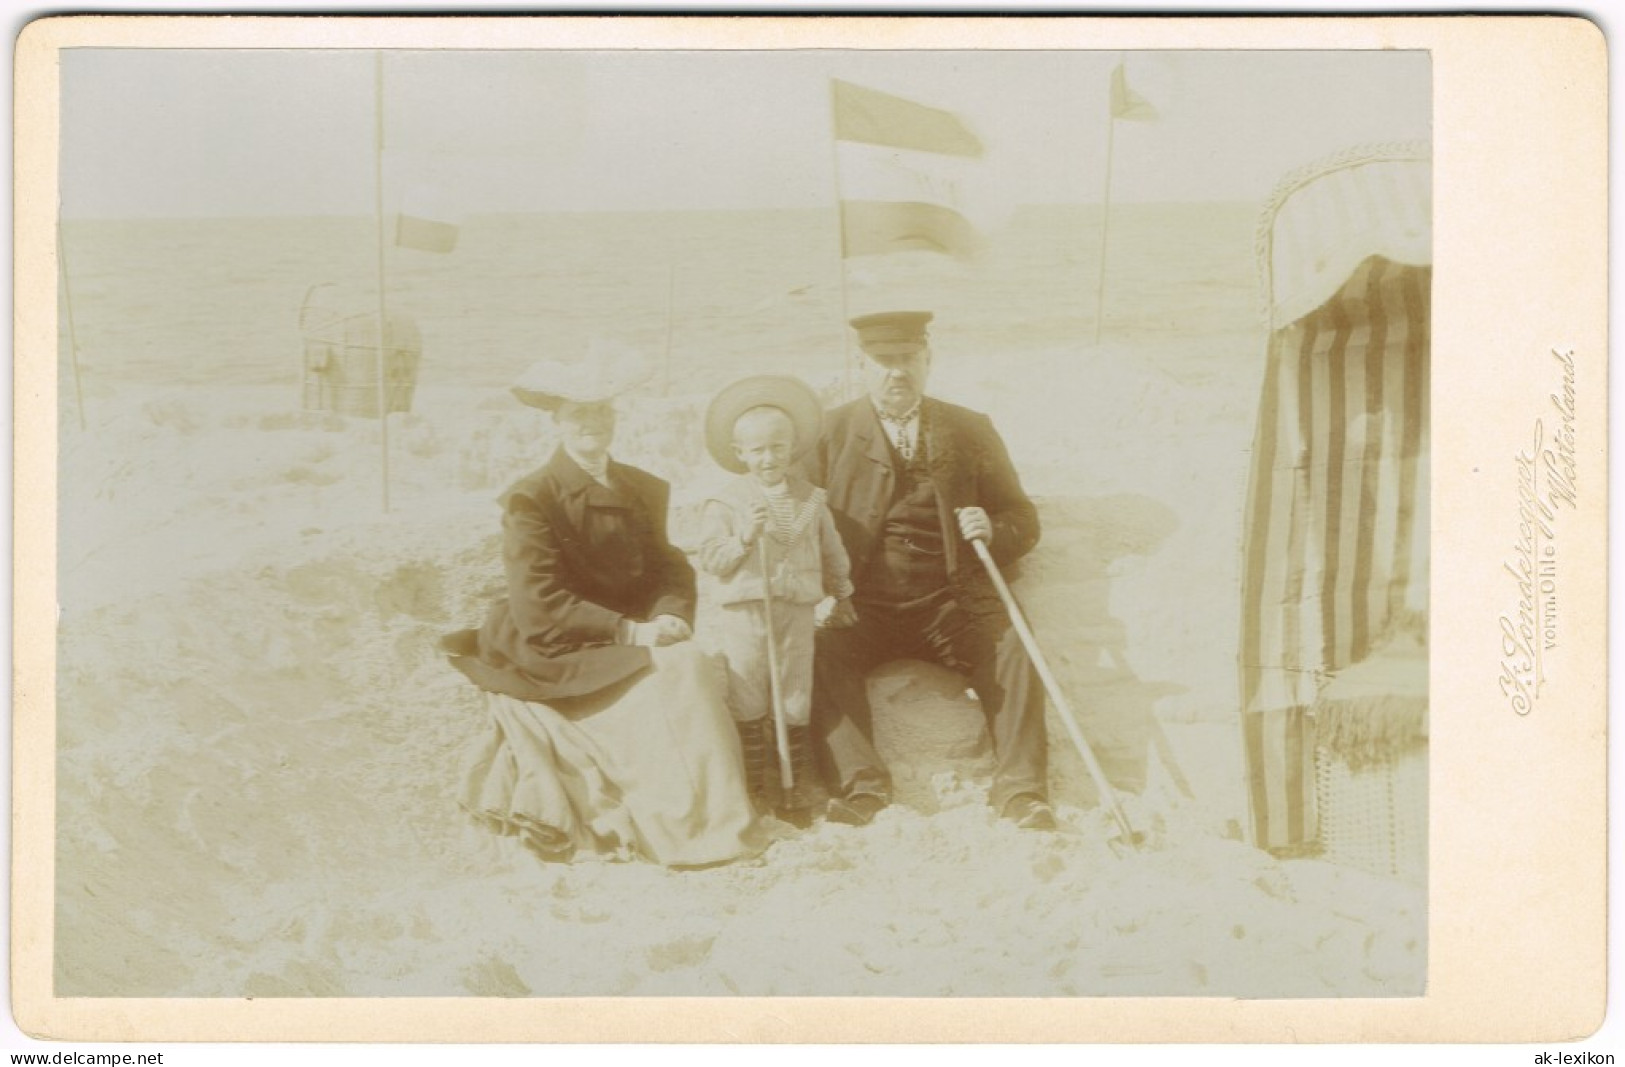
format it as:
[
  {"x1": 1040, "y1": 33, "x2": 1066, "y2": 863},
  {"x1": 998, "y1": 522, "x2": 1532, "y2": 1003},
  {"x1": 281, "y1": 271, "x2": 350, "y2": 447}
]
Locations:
[{"x1": 699, "y1": 375, "x2": 856, "y2": 827}]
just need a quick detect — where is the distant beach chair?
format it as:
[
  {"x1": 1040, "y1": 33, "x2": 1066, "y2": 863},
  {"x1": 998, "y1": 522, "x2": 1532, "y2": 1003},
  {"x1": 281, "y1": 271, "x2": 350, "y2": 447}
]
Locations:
[{"x1": 299, "y1": 282, "x2": 422, "y2": 418}]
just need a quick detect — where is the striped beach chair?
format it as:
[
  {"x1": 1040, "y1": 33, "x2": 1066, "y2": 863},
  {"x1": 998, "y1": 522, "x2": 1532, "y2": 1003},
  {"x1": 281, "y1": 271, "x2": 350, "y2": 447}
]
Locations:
[{"x1": 1239, "y1": 143, "x2": 1431, "y2": 868}]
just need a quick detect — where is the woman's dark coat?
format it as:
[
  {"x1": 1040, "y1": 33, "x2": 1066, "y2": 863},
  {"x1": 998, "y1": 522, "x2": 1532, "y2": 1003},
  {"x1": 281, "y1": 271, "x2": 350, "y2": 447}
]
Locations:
[{"x1": 446, "y1": 447, "x2": 696, "y2": 703}]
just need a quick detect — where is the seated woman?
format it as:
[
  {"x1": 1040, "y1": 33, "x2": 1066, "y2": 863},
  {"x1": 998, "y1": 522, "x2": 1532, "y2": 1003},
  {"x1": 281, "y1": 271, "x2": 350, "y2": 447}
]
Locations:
[{"x1": 443, "y1": 346, "x2": 758, "y2": 867}]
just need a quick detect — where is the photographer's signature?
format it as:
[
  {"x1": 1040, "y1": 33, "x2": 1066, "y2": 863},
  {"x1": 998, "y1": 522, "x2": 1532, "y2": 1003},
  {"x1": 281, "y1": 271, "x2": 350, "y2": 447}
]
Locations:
[{"x1": 1498, "y1": 348, "x2": 1577, "y2": 715}]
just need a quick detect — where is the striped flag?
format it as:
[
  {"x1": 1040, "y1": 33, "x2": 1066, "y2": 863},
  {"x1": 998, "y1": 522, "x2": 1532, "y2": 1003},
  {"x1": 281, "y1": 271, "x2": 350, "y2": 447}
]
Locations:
[
  {"x1": 831, "y1": 79, "x2": 986, "y2": 258},
  {"x1": 1109, "y1": 63, "x2": 1157, "y2": 122}
]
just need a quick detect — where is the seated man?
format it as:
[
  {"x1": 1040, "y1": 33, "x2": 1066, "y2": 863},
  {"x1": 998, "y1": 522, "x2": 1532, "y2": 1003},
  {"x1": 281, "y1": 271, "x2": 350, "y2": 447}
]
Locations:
[{"x1": 801, "y1": 310, "x2": 1055, "y2": 830}]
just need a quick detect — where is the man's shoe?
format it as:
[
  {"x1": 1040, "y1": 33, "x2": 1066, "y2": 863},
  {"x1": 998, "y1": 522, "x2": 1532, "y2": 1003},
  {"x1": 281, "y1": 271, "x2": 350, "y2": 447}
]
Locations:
[
  {"x1": 826, "y1": 793, "x2": 887, "y2": 826},
  {"x1": 1001, "y1": 793, "x2": 1057, "y2": 831},
  {"x1": 776, "y1": 802, "x2": 815, "y2": 830}
]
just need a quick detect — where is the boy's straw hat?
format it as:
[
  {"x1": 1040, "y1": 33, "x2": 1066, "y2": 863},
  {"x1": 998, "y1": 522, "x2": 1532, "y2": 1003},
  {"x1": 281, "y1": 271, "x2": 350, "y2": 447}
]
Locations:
[
  {"x1": 704, "y1": 375, "x2": 825, "y2": 473},
  {"x1": 510, "y1": 339, "x2": 651, "y2": 411}
]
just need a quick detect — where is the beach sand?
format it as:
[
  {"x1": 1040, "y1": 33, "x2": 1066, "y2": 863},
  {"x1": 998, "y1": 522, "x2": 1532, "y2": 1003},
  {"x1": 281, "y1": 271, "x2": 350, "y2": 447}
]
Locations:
[{"x1": 51, "y1": 208, "x2": 1426, "y2": 997}]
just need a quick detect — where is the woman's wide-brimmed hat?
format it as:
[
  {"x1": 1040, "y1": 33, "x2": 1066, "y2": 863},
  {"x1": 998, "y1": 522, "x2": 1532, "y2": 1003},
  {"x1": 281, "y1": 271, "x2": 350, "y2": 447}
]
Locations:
[
  {"x1": 704, "y1": 374, "x2": 825, "y2": 474},
  {"x1": 510, "y1": 339, "x2": 652, "y2": 411}
]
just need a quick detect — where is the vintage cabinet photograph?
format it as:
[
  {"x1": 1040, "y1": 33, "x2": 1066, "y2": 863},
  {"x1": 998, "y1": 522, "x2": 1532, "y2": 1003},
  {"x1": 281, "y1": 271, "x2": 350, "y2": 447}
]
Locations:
[{"x1": 13, "y1": 14, "x2": 1606, "y2": 1049}]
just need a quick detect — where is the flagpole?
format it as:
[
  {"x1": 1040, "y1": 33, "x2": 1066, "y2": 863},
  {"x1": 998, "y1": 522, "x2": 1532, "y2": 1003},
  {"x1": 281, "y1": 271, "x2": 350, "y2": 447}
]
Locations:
[
  {"x1": 372, "y1": 50, "x2": 392, "y2": 513},
  {"x1": 57, "y1": 225, "x2": 87, "y2": 431},
  {"x1": 827, "y1": 85, "x2": 853, "y2": 401},
  {"x1": 662, "y1": 260, "x2": 675, "y2": 396},
  {"x1": 1092, "y1": 96, "x2": 1117, "y2": 347}
]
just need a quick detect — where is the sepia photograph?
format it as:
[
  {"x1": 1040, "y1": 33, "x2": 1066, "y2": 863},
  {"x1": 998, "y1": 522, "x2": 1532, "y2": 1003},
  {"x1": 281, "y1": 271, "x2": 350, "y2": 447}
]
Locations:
[
  {"x1": 11, "y1": 12, "x2": 1607, "y2": 1049},
  {"x1": 47, "y1": 39, "x2": 1432, "y2": 1001}
]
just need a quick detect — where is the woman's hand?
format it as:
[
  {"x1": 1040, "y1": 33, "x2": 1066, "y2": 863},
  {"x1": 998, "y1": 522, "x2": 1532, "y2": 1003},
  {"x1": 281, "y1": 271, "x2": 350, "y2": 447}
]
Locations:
[
  {"x1": 651, "y1": 614, "x2": 693, "y2": 646},
  {"x1": 623, "y1": 615, "x2": 691, "y2": 647}
]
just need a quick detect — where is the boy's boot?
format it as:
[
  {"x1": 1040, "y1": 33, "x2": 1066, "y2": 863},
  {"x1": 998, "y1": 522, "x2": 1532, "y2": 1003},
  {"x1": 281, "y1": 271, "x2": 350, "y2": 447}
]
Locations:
[
  {"x1": 736, "y1": 717, "x2": 777, "y2": 813},
  {"x1": 774, "y1": 724, "x2": 818, "y2": 829}
]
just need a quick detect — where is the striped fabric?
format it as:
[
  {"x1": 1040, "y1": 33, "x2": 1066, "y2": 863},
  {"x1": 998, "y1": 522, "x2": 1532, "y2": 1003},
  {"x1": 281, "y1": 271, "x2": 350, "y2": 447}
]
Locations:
[
  {"x1": 834, "y1": 139, "x2": 986, "y2": 259},
  {"x1": 761, "y1": 483, "x2": 824, "y2": 547},
  {"x1": 1239, "y1": 255, "x2": 1431, "y2": 851},
  {"x1": 840, "y1": 199, "x2": 983, "y2": 259}
]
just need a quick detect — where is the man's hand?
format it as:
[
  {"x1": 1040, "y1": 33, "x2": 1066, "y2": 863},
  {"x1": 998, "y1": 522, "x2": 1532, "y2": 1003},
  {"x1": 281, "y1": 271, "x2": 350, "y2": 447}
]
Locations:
[
  {"x1": 741, "y1": 503, "x2": 770, "y2": 547},
  {"x1": 955, "y1": 506, "x2": 994, "y2": 545},
  {"x1": 815, "y1": 596, "x2": 858, "y2": 630}
]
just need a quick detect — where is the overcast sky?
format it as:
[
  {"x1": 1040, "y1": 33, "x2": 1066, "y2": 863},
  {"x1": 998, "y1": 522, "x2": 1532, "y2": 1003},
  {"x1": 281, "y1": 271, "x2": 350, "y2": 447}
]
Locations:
[{"x1": 59, "y1": 48, "x2": 1430, "y2": 218}]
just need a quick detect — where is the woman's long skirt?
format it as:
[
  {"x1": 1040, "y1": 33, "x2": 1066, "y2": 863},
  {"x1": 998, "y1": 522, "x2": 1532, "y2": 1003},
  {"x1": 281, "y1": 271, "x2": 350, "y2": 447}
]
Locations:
[{"x1": 458, "y1": 643, "x2": 759, "y2": 867}]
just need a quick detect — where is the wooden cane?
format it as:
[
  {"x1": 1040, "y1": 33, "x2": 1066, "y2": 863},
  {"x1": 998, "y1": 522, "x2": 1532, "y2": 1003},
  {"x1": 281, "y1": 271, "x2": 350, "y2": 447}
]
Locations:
[
  {"x1": 758, "y1": 538, "x2": 795, "y2": 790},
  {"x1": 968, "y1": 536, "x2": 1142, "y2": 846}
]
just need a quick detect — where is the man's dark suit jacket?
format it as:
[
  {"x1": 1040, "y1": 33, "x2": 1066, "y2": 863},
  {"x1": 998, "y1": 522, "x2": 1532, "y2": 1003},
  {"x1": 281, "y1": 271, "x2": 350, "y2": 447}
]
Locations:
[{"x1": 799, "y1": 397, "x2": 1040, "y2": 614}]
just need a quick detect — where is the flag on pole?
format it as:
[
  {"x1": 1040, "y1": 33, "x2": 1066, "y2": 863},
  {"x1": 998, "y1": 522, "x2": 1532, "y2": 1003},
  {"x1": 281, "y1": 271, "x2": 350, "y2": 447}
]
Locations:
[
  {"x1": 1109, "y1": 63, "x2": 1158, "y2": 122},
  {"x1": 1093, "y1": 60, "x2": 1158, "y2": 342},
  {"x1": 832, "y1": 79, "x2": 987, "y2": 258},
  {"x1": 832, "y1": 79, "x2": 984, "y2": 156},
  {"x1": 394, "y1": 177, "x2": 460, "y2": 253}
]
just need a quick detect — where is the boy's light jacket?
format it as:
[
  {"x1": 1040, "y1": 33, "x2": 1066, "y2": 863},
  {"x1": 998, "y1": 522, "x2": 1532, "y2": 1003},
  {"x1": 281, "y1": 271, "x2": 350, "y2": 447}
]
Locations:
[{"x1": 698, "y1": 474, "x2": 854, "y2": 607}]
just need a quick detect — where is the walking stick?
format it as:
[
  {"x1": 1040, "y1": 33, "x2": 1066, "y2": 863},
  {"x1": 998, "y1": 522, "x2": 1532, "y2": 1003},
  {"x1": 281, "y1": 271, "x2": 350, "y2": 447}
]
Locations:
[
  {"x1": 968, "y1": 535, "x2": 1143, "y2": 847},
  {"x1": 757, "y1": 538, "x2": 795, "y2": 791}
]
